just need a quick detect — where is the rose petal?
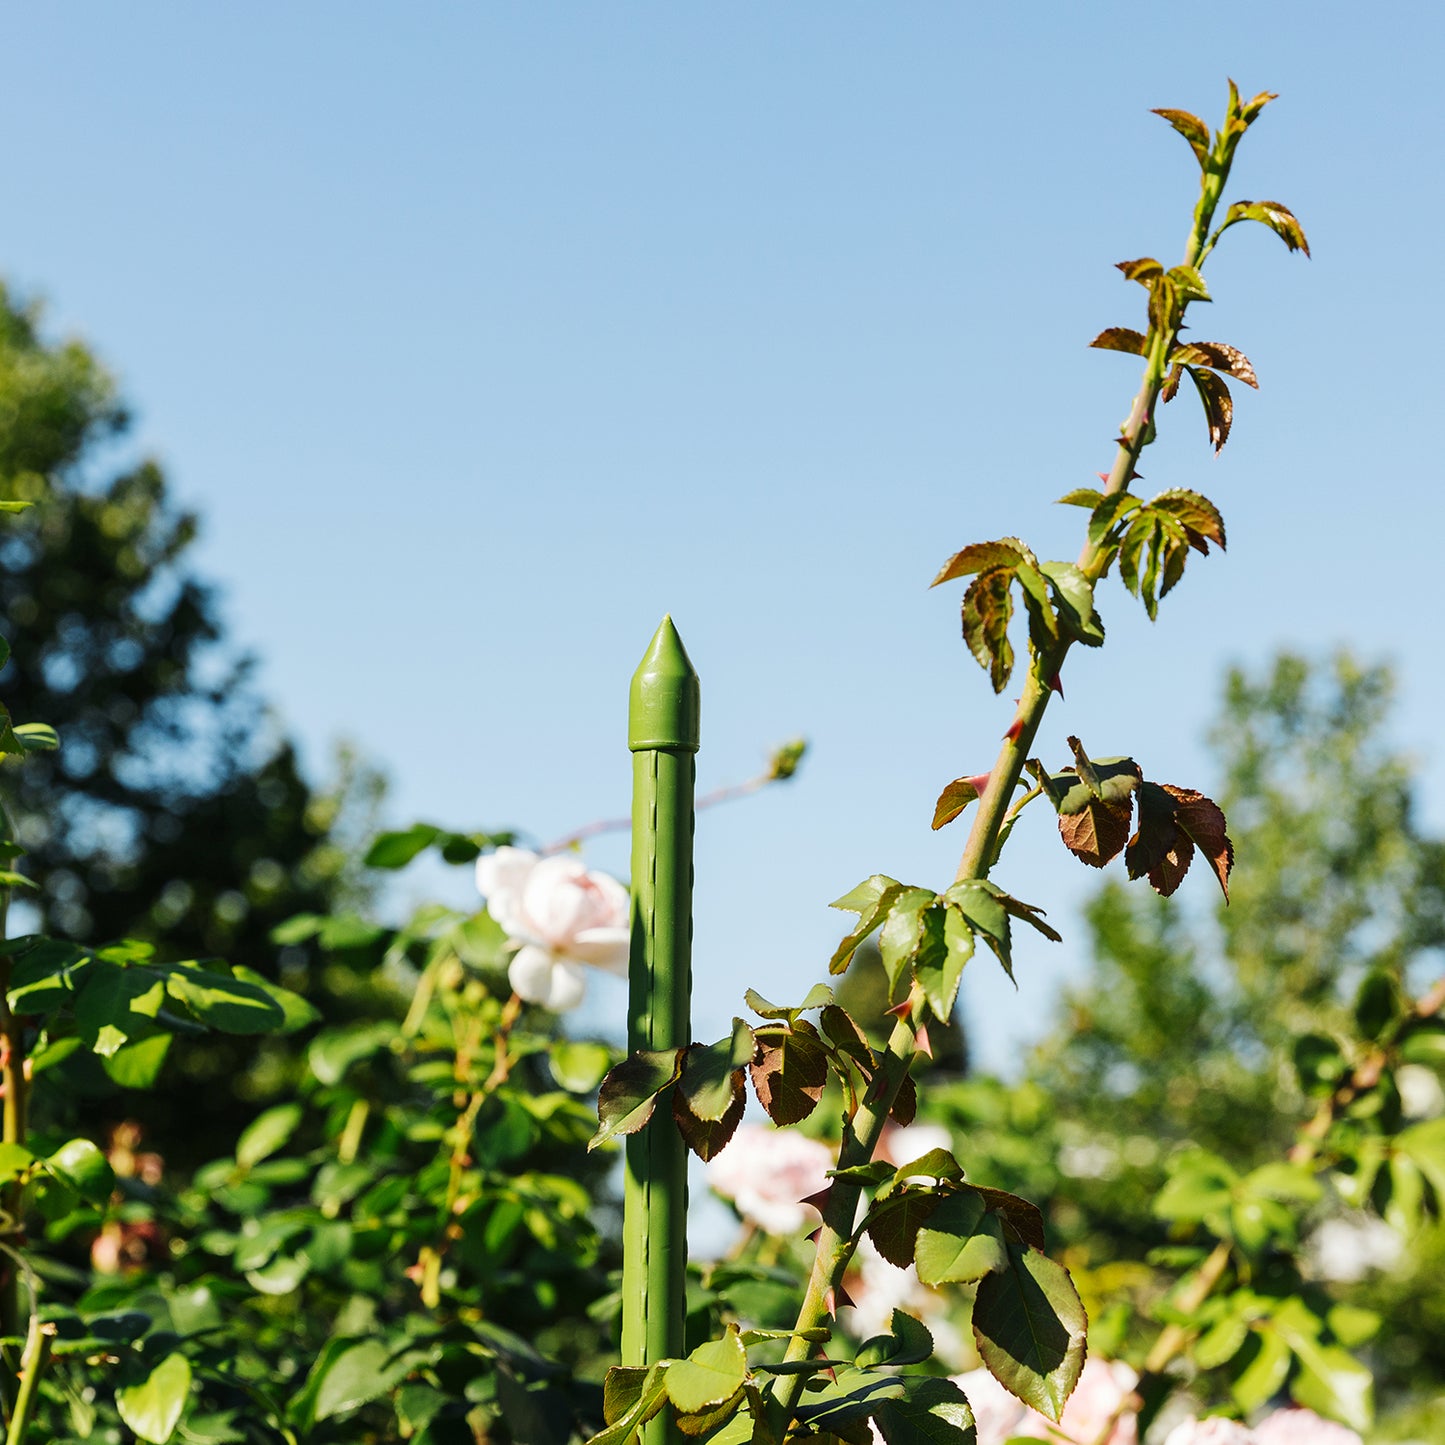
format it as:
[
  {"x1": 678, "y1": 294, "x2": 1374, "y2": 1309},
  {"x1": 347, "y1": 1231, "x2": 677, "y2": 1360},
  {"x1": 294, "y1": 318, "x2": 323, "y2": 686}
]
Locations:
[
  {"x1": 567, "y1": 926, "x2": 631, "y2": 972},
  {"x1": 542, "y1": 960, "x2": 588, "y2": 1011},
  {"x1": 477, "y1": 847, "x2": 539, "y2": 936},
  {"x1": 509, "y1": 944, "x2": 560, "y2": 1004},
  {"x1": 519, "y1": 857, "x2": 604, "y2": 946}
]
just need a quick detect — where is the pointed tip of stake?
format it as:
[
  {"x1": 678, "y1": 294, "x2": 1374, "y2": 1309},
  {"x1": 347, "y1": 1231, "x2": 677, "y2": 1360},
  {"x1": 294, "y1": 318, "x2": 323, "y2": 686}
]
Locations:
[{"x1": 629, "y1": 616, "x2": 701, "y2": 752}]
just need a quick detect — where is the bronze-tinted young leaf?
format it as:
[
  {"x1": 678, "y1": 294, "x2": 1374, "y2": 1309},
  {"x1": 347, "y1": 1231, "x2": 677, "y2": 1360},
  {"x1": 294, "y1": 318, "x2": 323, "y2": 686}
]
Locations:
[
  {"x1": 1059, "y1": 799, "x2": 1132, "y2": 868},
  {"x1": 1218, "y1": 199, "x2": 1311, "y2": 257},
  {"x1": 1116, "y1": 257, "x2": 1163, "y2": 285},
  {"x1": 962, "y1": 567, "x2": 1015, "y2": 693},
  {"x1": 891, "y1": 1070, "x2": 918, "y2": 1127},
  {"x1": 1152, "y1": 107, "x2": 1212, "y2": 167},
  {"x1": 932, "y1": 776, "x2": 981, "y2": 831},
  {"x1": 1148, "y1": 274, "x2": 1181, "y2": 335},
  {"x1": 1173, "y1": 341, "x2": 1257, "y2": 389},
  {"x1": 1161, "y1": 363, "x2": 1183, "y2": 403},
  {"x1": 972, "y1": 1244, "x2": 1087, "y2": 1424},
  {"x1": 673, "y1": 1077, "x2": 746, "y2": 1161},
  {"x1": 590, "y1": 1048, "x2": 684, "y2": 1151},
  {"x1": 1150, "y1": 489, "x2": 1226, "y2": 549},
  {"x1": 867, "y1": 1186, "x2": 942, "y2": 1268},
  {"x1": 1187, "y1": 366, "x2": 1233, "y2": 452},
  {"x1": 1168, "y1": 785, "x2": 1234, "y2": 898},
  {"x1": 994, "y1": 891, "x2": 1063, "y2": 945},
  {"x1": 1167, "y1": 265, "x2": 1211, "y2": 303},
  {"x1": 821, "y1": 1004, "x2": 876, "y2": 1076},
  {"x1": 1125, "y1": 780, "x2": 1234, "y2": 900},
  {"x1": 930, "y1": 537, "x2": 1031, "y2": 587},
  {"x1": 1088, "y1": 327, "x2": 1147, "y2": 355},
  {"x1": 750, "y1": 1026, "x2": 829, "y2": 1126},
  {"x1": 974, "y1": 1186, "x2": 1048, "y2": 1250}
]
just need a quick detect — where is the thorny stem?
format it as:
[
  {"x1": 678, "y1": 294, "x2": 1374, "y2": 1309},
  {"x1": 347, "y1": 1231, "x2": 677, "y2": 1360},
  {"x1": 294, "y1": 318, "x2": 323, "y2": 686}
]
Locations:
[{"x1": 774, "y1": 127, "x2": 1243, "y2": 1427}]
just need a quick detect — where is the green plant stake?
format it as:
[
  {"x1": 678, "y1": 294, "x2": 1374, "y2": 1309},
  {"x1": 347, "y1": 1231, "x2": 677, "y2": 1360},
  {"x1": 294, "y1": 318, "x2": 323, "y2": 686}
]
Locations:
[{"x1": 623, "y1": 617, "x2": 699, "y2": 1438}]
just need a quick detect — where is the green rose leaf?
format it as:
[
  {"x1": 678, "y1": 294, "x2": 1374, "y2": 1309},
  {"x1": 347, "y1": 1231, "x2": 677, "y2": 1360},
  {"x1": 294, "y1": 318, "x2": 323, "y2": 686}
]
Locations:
[
  {"x1": 915, "y1": 1190, "x2": 1008, "y2": 1285},
  {"x1": 589, "y1": 1048, "x2": 683, "y2": 1151},
  {"x1": 235, "y1": 1103, "x2": 304, "y2": 1170},
  {"x1": 829, "y1": 875, "x2": 906, "y2": 975},
  {"x1": 46, "y1": 1137, "x2": 115, "y2": 1204},
  {"x1": 666, "y1": 1326, "x2": 747, "y2": 1415},
  {"x1": 872, "y1": 1375, "x2": 978, "y2": 1445},
  {"x1": 163, "y1": 962, "x2": 286, "y2": 1034},
  {"x1": 363, "y1": 822, "x2": 441, "y2": 869},
  {"x1": 117, "y1": 1353, "x2": 192, "y2": 1444},
  {"x1": 856, "y1": 1309, "x2": 935, "y2": 1369},
  {"x1": 972, "y1": 1244, "x2": 1086, "y2": 1424},
  {"x1": 879, "y1": 889, "x2": 938, "y2": 998}
]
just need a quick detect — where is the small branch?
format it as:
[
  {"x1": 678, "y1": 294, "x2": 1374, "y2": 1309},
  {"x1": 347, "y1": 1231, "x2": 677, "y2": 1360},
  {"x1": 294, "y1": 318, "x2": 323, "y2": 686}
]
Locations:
[
  {"x1": 541, "y1": 741, "x2": 805, "y2": 855},
  {"x1": 1290, "y1": 971, "x2": 1445, "y2": 1166},
  {"x1": 4, "y1": 1313, "x2": 51, "y2": 1445}
]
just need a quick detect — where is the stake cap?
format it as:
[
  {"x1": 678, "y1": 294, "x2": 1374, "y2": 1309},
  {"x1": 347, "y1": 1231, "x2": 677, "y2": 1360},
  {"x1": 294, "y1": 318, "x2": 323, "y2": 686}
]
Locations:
[{"x1": 629, "y1": 616, "x2": 700, "y2": 752}]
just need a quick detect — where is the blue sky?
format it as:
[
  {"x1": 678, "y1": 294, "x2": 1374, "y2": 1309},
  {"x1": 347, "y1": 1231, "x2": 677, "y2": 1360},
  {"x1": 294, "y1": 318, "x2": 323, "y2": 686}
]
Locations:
[{"x1": 1, "y1": 5, "x2": 1441, "y2": 1071}]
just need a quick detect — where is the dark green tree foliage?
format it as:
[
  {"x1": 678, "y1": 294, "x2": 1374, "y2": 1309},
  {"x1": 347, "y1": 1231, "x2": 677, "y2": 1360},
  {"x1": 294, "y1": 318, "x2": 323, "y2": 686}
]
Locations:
[{"x1": 0, "y1": 286, "x2": 358, "y2": 1143}]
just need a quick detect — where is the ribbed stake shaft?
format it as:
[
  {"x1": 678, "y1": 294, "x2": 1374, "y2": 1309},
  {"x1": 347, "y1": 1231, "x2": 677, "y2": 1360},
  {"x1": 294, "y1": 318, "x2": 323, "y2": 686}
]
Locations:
[{"x1": 622, "y1": 618, "x2": 698, "y2": 1443}]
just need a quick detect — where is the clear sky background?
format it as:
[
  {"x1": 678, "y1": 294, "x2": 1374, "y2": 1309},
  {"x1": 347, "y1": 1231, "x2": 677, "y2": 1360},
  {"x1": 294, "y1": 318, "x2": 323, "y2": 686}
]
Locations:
[{"x1": 0, "y1": 5, "x2": 1441, "y2": 1072}]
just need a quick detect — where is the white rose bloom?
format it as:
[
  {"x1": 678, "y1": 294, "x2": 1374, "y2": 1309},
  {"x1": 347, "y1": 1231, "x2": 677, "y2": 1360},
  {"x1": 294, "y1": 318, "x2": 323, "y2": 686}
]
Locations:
[
  {"x1": 1253, "y1": 1407, "x2": 1363, "y2": 1445},
  {"x1": 1163, "y1": 1420, "x2": 1258, "y2": 1445},
  {"x1": 704, "y1": 1124, "x2": 834, "y2": 1236},
  {"x1": 1305, "y1": 1213, "x2": 1402, "y2": 1282},
  {"x1": 475, "y1": 847, "x2": 630, "y2": 1011}
]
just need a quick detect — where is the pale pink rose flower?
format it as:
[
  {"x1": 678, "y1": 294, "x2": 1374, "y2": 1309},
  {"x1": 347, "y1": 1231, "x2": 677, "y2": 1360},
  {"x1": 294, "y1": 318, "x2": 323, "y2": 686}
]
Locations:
[
  {"x1": 1014, "y1": 1358, "x2": 1137, "y2": 1444},
  {"x1": 950, "y1": 1368, "x2": 1027, "y2": 1445},
  {"x1": 1163, "y1": 1419, "x2": 1258, "y2": 1445},
  {"x1": 475, "y1": 846, "x2": 630, "y2": 1010},
  {"x1": 704, "y1": 1124, "x2": 834, "y2": 1236},
  {"x1": 1253, "y1": 1408, "x2": 1362, "y2": 1445}
]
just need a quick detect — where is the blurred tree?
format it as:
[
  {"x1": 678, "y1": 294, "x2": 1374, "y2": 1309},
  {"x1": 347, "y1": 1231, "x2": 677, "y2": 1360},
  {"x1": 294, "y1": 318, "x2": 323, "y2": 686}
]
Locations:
[
  {"x1": 1017, "y1": 653, "x2": 1445, "y2": 1422},
  {"x1": 0, "y1": 284, "x2": 380, "y2": 1146}
]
